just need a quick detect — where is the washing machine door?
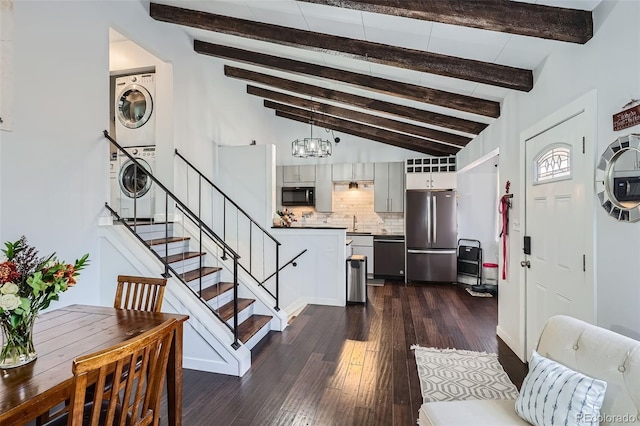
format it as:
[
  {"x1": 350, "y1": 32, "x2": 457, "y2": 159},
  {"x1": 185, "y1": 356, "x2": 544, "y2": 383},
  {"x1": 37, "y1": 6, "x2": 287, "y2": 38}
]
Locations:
[
  {"x1": 116, "y1": 84, "x2": 153, "y2": 129},
  {"x1": 119, "y1": 158, "x2": 153, "y2": 198}
]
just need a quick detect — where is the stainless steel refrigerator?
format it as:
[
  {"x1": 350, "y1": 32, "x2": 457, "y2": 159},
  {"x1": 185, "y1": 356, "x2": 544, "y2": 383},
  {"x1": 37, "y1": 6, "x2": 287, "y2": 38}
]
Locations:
[{"x1": 405, "y1": 189, "x2": 457, "y2": 282}]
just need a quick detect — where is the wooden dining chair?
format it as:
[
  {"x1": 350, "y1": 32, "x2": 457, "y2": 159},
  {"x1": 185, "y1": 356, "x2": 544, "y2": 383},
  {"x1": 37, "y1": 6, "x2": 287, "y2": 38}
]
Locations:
[
  {"x1": 114, "y1": 275, "x2": 167, "y2": 313},
  {"x1": 43, "y1": 318, "x2": 177, "y2": 426}
]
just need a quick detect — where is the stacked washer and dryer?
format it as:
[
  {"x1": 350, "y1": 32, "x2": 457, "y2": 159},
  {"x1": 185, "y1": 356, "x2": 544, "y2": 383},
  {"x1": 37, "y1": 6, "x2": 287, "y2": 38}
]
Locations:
[{"x1": 114, "y1": 73, "x2": 156, "y2": 220}]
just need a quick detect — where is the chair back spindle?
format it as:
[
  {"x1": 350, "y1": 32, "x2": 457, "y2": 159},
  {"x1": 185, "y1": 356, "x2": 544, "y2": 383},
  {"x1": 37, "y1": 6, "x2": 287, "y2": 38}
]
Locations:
[
  {"x1": 43, "y1": 318, "x2": 177, "y2": 426},
  {"x1": 115, "y1": 275, "x2": 167, "y2": 313}
]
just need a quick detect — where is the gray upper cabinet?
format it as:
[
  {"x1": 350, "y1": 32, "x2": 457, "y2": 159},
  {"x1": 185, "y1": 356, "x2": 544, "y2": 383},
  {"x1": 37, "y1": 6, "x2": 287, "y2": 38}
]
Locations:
[
  {"x1": 315, "y1": 164, "x2": 333, "y2": 212},
  {"x1": 353, "y1": 163, "x2": 374, "y2": 181},
  {"x1": 283, "y1": 165, "x2": 316, "y2": 184},
  {"x1": 374, "y1": 162, "x2": 405, "y2": 213},
  {"x1": 332, "y1": 163, "x2": 374, "y2": 182},
  {"x1": 332, "y1": 163, "x2": 352, "y2": 182}
]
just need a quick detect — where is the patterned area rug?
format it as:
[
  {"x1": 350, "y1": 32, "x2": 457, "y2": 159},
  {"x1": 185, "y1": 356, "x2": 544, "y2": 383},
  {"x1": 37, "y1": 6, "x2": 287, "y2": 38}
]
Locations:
[
  {"x1": 411, "y1": 346, "x2": 519, "y2": 403},
  {"x1": 465, "y1": 287, "x2": 493, "y2": 298}
]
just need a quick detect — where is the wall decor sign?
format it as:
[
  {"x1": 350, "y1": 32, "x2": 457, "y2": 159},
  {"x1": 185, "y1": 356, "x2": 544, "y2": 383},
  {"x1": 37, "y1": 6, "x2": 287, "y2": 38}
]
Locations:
[{"x1": 613, "y1": 104, "x2": 640, "y2": 131}]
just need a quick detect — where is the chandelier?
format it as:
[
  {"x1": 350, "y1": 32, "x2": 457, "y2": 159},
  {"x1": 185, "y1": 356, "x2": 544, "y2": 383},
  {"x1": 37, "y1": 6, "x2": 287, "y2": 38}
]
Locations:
[{"x1": 291, "y1": 119, "x2": 332, "y2": 158}]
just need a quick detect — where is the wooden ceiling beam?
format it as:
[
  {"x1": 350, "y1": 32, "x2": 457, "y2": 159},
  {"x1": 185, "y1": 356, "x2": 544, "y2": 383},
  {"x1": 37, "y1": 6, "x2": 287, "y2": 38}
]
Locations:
[
  {"x1": 268, "y1": 101, "x2": 459, "y2": 155},
  {"x1": 196, "y1": 42, "x2": 501, "y2": 118},
  {"x1": 150, "y1": 2, "x2": 532, "y2": 91},
  {"x1": 298, "y1": 0, "x2": 593, "y2": 44},
  {"x1": 276, "y1": 110, "x2": 457, "y2": 156},
  {"x1": 225, "y1": 66, "x2": 488, "y2": 135},
  {"x1": 255, "y1": 88, "x2": 470, "y2": 147}
]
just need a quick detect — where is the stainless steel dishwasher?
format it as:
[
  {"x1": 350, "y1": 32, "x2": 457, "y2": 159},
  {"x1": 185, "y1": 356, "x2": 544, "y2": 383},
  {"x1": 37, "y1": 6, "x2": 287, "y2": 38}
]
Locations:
[{"x1": 373, "y1": 235, "x2": 405, "y2": 278}]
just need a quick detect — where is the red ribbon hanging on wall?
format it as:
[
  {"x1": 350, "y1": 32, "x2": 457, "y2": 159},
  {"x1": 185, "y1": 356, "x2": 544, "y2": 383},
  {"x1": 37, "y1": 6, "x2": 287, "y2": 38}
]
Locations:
[{"x1": 498, "y1": 181, "x2": 511, "y2": 280}]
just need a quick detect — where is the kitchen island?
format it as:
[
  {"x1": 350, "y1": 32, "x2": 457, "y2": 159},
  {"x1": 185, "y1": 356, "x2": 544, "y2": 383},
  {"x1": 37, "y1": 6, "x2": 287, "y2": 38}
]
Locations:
[{"x1": 270, "y1": 226, "x2": 348, "y2": 315}]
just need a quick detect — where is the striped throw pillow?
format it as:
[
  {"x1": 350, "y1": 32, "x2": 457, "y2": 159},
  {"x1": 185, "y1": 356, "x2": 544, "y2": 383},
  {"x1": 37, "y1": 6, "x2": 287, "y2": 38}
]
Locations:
[{"x1": 515, "y1": 350, "x2": 607, "y2": 426}]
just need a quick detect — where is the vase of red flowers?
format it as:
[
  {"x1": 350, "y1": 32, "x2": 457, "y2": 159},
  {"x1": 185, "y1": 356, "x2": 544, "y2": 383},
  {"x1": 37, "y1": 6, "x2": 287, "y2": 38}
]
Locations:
[{"x1": 0, "y1": 236, "x2": 88, "y2": 369}]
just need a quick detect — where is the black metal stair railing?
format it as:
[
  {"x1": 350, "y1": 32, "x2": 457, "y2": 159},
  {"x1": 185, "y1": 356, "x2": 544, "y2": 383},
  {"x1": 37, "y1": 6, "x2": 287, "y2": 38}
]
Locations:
[
  {"x1": 104, "y1": 131, "x2": 243, "y2": 349},
  {"x1": 175, "y1": 149, "x2": 290, "y2": 311}
]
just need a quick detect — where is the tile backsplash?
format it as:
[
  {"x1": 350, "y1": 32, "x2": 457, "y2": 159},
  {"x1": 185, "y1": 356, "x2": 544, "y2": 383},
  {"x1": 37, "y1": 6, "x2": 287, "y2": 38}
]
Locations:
[{"x1": 285, "y1": 183, "x2": 404, "y2": 234}]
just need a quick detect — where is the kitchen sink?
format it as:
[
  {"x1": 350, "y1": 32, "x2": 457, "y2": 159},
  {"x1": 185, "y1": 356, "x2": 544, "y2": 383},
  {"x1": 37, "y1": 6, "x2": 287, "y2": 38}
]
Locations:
[{"x1": 346, "y1": 231, "x2": 372, "y2": 235}]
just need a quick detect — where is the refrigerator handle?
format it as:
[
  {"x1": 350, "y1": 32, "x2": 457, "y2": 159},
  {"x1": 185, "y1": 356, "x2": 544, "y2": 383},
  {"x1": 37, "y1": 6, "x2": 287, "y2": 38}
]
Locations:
[
  {"x1": 426, "y1": 194, "x2": 431, "y2": 243},
  {"x1": 433, "y1": 195, "x2": 437, "y2": 243}
]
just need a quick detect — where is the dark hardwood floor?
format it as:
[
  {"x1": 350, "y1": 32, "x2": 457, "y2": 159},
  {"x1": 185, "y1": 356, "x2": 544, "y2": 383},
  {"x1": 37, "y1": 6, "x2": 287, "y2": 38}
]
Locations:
[{"x1": 163, "y1": 281, "x2": 528, "y2": 426}]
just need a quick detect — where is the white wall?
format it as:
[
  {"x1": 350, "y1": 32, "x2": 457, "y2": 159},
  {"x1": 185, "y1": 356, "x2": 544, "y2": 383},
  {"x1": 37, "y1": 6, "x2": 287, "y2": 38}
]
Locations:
[
  {"x1": 218, "y1": 144, "x2": 275, "y2": 229},
  {"x1": 457, "y1": 1, "x2": 640, "y2": 357},
  {"x1": 457, "y1": 155, "x2": 499, "y2": 284},
  {"x1": 273, "y1": 117, "x2": 427, "y2": 166},
  {"x1": 0, "y1": 1, "x2": 113, "y2": 307},
  {"x1": 269, "y1": 227, "x2": 347, "y2": 313}
]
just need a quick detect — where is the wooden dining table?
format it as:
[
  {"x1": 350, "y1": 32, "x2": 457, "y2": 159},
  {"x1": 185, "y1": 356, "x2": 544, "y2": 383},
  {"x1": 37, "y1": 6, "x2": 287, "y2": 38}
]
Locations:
[{"x1": 0, "y1": 304, "x2": 189, "y2": 426}]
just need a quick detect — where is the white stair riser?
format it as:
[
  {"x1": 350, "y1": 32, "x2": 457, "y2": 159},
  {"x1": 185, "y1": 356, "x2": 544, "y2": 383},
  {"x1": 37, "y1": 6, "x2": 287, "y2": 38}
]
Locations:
[
  {"x1": 151, "y1": 240, "x2": 190, "y2": 257},
  {"x1": 205, "y1": 288, "x2": 234, "y2": 309},
  {"x1": 225, "y1": 303, "x2": 254, "y2": 328},
  {"x1": 129, "y1": 222, "x2": 275, "y2": 357},
  {"x1": 186, "y1": 272, "x2": 219, "y2": 290},
  {"x1": 243, "y1": 320, "x2": 272, "y2": 350},
  {"x1": 128, "y1": 224, "x2": 174, "y2": 240},
  {"x1": 169, "y1": 256, "x2": 206, "y2": 274}
]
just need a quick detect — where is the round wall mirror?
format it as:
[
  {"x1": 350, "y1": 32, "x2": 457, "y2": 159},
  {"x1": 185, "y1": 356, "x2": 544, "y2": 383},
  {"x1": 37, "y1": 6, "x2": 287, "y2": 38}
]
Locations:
[{"x1": 597, "y1": 134, "x2": 640, "y2": 222}]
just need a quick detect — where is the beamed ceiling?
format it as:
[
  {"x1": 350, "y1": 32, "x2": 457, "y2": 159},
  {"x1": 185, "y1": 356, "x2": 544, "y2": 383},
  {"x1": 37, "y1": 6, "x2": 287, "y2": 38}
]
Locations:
[{"x1": 149, "y1": 0, "x2": 600, "y2": 156}]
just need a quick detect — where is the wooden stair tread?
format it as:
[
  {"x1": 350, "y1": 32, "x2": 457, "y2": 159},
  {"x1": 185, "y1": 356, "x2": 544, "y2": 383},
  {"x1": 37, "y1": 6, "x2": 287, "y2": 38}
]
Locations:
[
  {"x1": 164, "y1": 252, "x2": 205, "y2": 263},
  {"x1": 180, "y1": 267, "x2": 222, "y2": 283},
  {"x1": 218, "y1": 298, "x2": 256, "y2": 322},
  {"x1": 199, "y1": 281, "x2": 234, "y2": 300},
  {"x1": 238, "y1": 315, "x2": 272, "y2": 343},
  {"x1": 146, "y1": 236, "x2": 190, "y2": 246},
  {"x1": 125, "y1": 220, "x2": 172, "y2": 225}
]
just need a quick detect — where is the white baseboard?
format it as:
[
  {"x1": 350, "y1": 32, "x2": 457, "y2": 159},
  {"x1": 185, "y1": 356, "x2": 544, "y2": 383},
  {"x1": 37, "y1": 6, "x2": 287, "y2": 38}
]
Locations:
[
  {"x1": 285, "y1": 297, "x2": 309, "y2": 319},
  {"x1": 496, "y1": 325, "x2": 526, "y2": 362},
  {"x1": 183, "y1": 355, "x2": 248, "y2": 376}
]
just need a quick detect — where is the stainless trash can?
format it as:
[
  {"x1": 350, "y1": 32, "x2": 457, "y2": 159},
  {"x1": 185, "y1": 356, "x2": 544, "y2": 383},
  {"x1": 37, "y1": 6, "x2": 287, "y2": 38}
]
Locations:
[{"x1": 346, "y1": 255, "x2": 367, "y2": 304}]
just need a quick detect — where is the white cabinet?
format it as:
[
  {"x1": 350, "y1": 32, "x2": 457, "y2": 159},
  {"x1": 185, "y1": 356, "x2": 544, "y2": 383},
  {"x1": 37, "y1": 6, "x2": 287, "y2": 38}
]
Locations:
[
  {"x1": 332, "y1": 163, "x2": 374, "y2": 182},
  {"x1": 374, "y1": 162, "x2": 405, "y2": 212},
  {"x1": 315, "y1": 164, "x2": 333, "y2": 212},
  {"x1": 430, "y1": 172, "x2": 457, "y2": 189},
  {"x1": 349, "y1": 234, "x2": 374, "y2": 277},
  {"x1": 283, "y1": 165, "x2": 315, "y2": 184},
  {"x1": 406, "y1": 172, "x2": 457, "y2": 189},
  {"x1": 405, "y1": 156, "x2": 457, "y2": 190}
]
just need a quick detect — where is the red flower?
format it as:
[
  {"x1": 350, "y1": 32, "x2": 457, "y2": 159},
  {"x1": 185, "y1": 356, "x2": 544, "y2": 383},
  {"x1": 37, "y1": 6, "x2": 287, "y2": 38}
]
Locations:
[{"x1": 0, "y1": 261, "x2": 20, "y2": 284}]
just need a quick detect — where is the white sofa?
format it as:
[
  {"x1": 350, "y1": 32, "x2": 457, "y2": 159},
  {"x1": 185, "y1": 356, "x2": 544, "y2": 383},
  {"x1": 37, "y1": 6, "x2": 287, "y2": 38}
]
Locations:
[{"x1": 418, "y1": 315, "x2": 640, "y2": 425}]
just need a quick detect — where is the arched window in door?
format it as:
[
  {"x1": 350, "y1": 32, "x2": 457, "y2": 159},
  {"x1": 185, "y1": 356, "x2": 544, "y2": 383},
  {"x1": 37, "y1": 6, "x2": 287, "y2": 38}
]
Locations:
[{"x1": 534, "y1": 144, "x2": 572, "y2": 184}]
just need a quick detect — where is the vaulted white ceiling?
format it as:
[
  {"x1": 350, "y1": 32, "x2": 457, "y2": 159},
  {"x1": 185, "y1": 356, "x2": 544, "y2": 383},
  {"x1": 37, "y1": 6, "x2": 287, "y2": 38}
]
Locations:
[{"x1": 147, "y1": 0, "x2": 603, "y2": 153}]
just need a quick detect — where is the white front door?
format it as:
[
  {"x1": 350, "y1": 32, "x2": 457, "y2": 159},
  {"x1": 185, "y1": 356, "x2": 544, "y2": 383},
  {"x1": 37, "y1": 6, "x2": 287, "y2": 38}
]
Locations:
[{"x1": 524, "y1": 111, "x2": 594, "y2": 356}]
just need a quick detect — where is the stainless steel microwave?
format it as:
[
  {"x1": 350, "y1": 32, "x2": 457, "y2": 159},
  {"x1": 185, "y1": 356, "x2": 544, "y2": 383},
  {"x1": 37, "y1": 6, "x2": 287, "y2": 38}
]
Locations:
[
  {"x1": 614, "y1": 176, "x2": 640, "y2": 202},
  {"x1": 282, "y1": 187, "x2": 315, "y2": 206}
]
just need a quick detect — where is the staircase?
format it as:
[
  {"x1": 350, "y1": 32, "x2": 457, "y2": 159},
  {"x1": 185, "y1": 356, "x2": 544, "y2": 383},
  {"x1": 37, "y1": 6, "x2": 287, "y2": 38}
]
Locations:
[
  {"x1": 104, "y1": 131, "x2": 295, "y2": 373},
  {"x1": 131, "y1": 221, "x2": 274, "y2": 349}
]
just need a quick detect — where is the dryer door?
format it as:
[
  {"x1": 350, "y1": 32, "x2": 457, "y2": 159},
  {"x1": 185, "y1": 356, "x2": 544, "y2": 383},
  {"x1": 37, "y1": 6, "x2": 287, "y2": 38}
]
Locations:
[
  {"x1": 119, "y1": 158, "x2": 152, "y2": 198},
  {"x1": 116, "y1": 84, "x2": 153, "y2": 129}
]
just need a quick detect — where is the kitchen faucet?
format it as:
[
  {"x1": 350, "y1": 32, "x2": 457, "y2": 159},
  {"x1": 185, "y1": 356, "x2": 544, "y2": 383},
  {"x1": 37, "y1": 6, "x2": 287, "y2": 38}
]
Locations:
[{"x1": 353, "y1": 215, "x2": 358, "y2": 231}]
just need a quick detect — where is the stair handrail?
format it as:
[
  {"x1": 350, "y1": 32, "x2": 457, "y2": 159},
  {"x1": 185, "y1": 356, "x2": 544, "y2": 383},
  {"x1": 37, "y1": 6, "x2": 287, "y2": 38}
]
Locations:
[
  {"x1": 174, "y1": 149, "x2": 281, "y2": 247},
  {"x1": 174, "y1": 149, "x2": 283, "y2": 310},
  {"x1": 104, "y1": 203, "x2": 237, "y2": 332},
  {"x1": 104, "y1": 131, "x2": 242, "y2": 348},
  {"x1": 105, "y1": 131, "x2": 240, "y2": 260}
]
